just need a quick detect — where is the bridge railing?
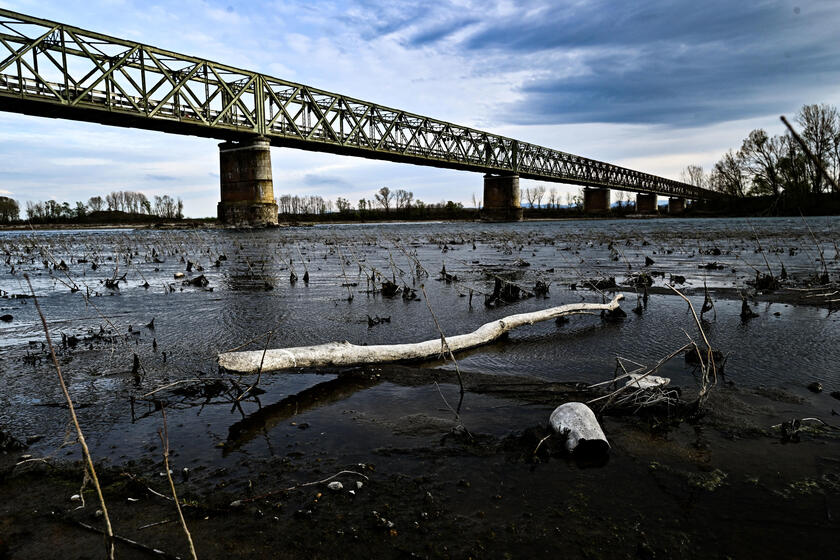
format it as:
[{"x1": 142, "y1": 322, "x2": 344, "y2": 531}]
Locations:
[{"x1": 0, "y1": 8, "x2": 720, "y2": 200}]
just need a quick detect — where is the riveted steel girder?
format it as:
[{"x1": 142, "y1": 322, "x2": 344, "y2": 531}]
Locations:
[{"x1": 0, "y1": 9, "x2": 722, "y2": 200}]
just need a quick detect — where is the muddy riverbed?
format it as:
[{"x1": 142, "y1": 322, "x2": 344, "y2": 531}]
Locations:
[{"x1": 0, "y1": 217, "x2": 839, "y2": 558}]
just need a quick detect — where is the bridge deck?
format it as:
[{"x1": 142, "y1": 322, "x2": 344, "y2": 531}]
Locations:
[{"x1": 0, "y1": 9, "x2": 720, "y2": 200}]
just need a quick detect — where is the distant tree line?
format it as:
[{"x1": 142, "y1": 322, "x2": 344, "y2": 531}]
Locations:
[
  {"x1": 0, "y1": 190, "x2": 184, "y2": 224},
  {"x1": 688, "y1": 103, "x2": 840, "y2": 199},
  {"x1": 276, "y1": 187, "x2": 469, "y2": 221},
  {"x1": 520, "y1": 185, "x2": 590, "y2": 209}
]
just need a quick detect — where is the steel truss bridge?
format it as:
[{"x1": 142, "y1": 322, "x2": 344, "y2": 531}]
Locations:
[{"x1": 0, "y1": 9, "x2": 719, "y2": 200}]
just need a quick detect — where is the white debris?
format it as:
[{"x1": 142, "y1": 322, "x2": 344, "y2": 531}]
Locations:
[
  {"x1": 549, "y1": 402, "x2": 610, "y2": 456},
  {"x1": 624, "y1": 373, "x2": 670, "y2": 389}
]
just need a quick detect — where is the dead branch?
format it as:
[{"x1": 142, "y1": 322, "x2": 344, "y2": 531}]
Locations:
[{"x1": 219, "y1": 295, "x2": 625, "y2": 373}]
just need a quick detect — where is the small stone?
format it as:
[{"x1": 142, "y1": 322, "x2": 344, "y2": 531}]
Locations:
[
  {"x1": 173, "y1": 272, "x2": 185, "y2": 279},
  {"x1": 70, "y1": 494, "x2": 81, "y2": 502},
  {"x1": 327, "y1": 481, "x2": 343, "y2": 492},
  {"x1": 807, "y1": 382, "x2": 823, "y2": 393},
  {"x1": 0, "y1": 314, "x2": 12, "y2": 322}
]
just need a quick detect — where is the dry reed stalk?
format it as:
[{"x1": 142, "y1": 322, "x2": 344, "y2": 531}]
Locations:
[
  {"x1": 158, "y1": 407, "x2": 198, "y2": 560},
  {"x1": 25, "y1": 274, "x2": 115, "y2": 559}
]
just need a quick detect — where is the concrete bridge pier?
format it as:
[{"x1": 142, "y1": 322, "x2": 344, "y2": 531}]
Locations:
[
  {"x1": 583, "y1": 187, "x2": 610, "y2": 214},
  {"x1": 668, "y1": 197, "x2": 686, "y2": 214},
  {"x1": 217, "y1": 137, "x2": 279, "y2": 227},
  {"x1": 636, "y1": 193, "x2": 659, "y2": 214},
  {"x1": 481, "y1": 174, "x2": 523, "y2": 221}
]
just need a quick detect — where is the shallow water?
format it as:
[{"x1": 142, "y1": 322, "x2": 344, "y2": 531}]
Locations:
[{"x1": 0, "y1": 216, "x2": 838, "y2": 475}]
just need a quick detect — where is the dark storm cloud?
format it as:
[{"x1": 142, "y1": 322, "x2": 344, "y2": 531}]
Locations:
[
  {"x1": 408, "y1": 18, "x2": 479, "y2": 47},
  {"x1": 393, "y1": 0, "x2": 840, "y2": 126}
]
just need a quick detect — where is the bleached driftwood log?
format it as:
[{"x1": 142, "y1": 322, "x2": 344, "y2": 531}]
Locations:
[{"x1": 219, "y1": 294, "x2": 624, "y2": 374}]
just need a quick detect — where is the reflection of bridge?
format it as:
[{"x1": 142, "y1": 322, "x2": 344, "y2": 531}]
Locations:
[{"x1": 0, "y1": 9, "x2": 721, "y2": 225}]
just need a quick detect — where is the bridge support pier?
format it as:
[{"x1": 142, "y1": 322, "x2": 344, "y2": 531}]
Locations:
[
  {"x1": 583, "y1": 187, "x2": 610, "y2": 214},
  {"x1": 217, "y1": 137, "x2": 278, "y2": 227},
  {"x1": 636, "y1": 193, "x2": 659, "y2": 214},
  {"x1": 668, "y1": 197, "x2": 686, "y2": 214},
  {"x1": 481, "y1": 174, "x2": 523, "y2": 222}
]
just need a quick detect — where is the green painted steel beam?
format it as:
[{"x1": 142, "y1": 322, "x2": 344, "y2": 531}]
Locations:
[{"x1": 0, "y1": 8, "x2": 722, "y2": 200}]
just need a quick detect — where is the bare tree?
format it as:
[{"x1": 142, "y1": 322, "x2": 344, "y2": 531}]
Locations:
[
  {"x1": 548, "y1": 187, "x2": 558, "y2": 209},
  {"x1": 336, "y1": 197, "x2": 352, "y2": 212},
  {"x1": 0, "y1": 196, "x2": 19, "y2": 223},
  {"x1": 87, "y1": 196, "x2": 104, "y2": 212},
  {"x1": 740, "y1": 129, "x2": 783, "y2": 195},
  {"x1": 522, "y1": 187, "x2": 536, "y2": 208},
  {"x1": 375, "y1": 187, "x2": 393, "y2": 212},
  {"x1": 680, "y1": 165, "x2": 707, "y2": 189},
  {"x1": 394, "y1": 189, "x2": 413, "y2": 210},
  {"x1": 796, "y1": 103, "x2": 839, "y2": 193},
  {"x1": 711, "y1": 150, "x2": 748, "y2": 197},
  {"x1": 534, "y1": 185, "x2": 546, "y2": 208}
]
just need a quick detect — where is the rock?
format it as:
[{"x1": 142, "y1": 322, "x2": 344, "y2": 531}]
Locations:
[
  {"x1": 183, "y1": 275, "x2": 209, "y2": 288},
  {"x1": 830, "y1": 391, "x2": 840, "y2": 401},
  {"x1": 0, "y1": 314, "x2": 12, "y2": 322},
  {"x1": 644, "y1": 256, "x2": 655, "y2": 266},
  {"x1": 548, "y1": 402, "x2": 609, "y2": 458},
  {"x1": 173, "y1": 272, "x2": 185, "y2": 279},
  {"x1": 807, "y1": 382, "x2": 822, "y2": 393},
  {"x1": 327, "y1": 481, "x2": 343, "y2": 491}
]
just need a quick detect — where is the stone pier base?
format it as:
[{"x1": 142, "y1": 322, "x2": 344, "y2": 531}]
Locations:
[
  {"x1": 583, "y1": 187, "x2": 610, "y2": 214},
  {"x1": 217, "y1": 137, "x2": 278, "y2": 227},
  {"x1": 636, "y1": 193, "x2": 658, "y2": 214},
  {"x1": 668, "y1": 197, "x2": 686, "y2": 214},
  {"x1": 481, "y1": 174, "x2": 523, "y2": 222}
]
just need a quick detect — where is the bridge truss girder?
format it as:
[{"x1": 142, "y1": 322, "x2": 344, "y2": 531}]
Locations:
[{"x1": 0, "y1": 9, "x2": 719, "y2": 200}]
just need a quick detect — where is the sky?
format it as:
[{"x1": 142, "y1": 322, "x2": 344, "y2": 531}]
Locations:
[{"x1": 1, "y1": 0, "x2": 839, "y2": 217}]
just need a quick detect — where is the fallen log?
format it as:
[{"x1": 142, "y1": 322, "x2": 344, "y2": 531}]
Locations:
[{"x1": 219, "y1": 294, "x2": 624, "y2": 374}]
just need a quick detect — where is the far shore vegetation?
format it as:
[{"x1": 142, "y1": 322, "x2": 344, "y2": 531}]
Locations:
[{"x1": 2, "y1": 103, "x2": 840, "y2": 227}]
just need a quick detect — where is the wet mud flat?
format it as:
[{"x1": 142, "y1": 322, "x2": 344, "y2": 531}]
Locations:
[{"x1": 0, "y1": 217, "x2": 839, "y2": 558}]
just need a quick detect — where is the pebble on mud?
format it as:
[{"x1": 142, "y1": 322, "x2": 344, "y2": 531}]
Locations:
[
  {"x1": 807, "y1": 382, "x2": 822, "y2": 393},
  {"x1": 327, "y1": 481, "x2": 344, "y2": 491}
]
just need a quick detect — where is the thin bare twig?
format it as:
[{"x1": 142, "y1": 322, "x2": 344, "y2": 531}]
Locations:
[
  {"x1": 158, "y1": 407, "x2": 198, "y2": 560},
  {"x1": 26, "y1": 275, "x2": 115, "y2": 559}
]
